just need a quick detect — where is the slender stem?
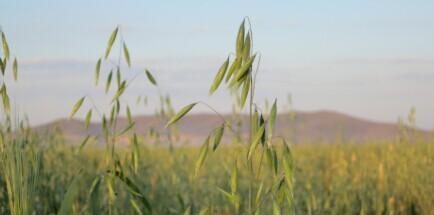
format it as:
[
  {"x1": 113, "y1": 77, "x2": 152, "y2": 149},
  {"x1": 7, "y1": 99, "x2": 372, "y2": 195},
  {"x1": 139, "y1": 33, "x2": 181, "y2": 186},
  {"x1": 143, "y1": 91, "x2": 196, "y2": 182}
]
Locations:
[
  {"x1": 86, "y1": 95, "x2": 103, "y2": 118},
  {"x1": 198, "y1": 101, "x2": 237, "y2": 134},
  {"x1": 244, "y1": 17, "x2": 257, "y2": 215}
]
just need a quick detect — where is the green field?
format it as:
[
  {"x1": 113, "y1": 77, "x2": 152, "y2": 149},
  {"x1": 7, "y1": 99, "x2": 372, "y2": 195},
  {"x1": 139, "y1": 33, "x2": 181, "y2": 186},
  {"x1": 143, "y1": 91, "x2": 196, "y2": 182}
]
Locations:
[{"x1": 1, "y1": 137, "x2": 433, "y2": 214}]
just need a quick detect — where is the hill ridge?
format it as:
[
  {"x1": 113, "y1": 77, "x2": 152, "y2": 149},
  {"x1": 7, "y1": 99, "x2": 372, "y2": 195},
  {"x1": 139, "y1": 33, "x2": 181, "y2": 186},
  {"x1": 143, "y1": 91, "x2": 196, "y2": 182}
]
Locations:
[{"x1": 35, "y1": 110, "x2": 427, "y2": 144}]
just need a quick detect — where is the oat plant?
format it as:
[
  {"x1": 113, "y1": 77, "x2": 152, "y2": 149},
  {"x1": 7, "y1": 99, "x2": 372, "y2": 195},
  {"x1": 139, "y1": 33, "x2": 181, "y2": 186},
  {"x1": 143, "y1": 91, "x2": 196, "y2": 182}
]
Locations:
[
  {"x1": 0, "y1": 29, "x2": 42, "y2": 215},
  {"x1": 166, "y1": 18, "x2": 295, "y2": 214},
  {"x1": 68, "y1": 26, "x2": 159, "y2": 214}
]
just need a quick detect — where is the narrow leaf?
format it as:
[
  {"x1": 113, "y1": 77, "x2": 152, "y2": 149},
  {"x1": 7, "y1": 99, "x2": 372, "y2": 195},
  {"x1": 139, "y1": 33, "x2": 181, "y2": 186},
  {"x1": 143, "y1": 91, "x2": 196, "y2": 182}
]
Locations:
[
  {"x1": 268, "y1": 99, "x2": 277, "y2": 138},
  {"x1": 0, "y1": 58, "x2": 4, "y2": 74},
  {"x1": 259, "y1": 114, "x2": 266, "y2": 145},
  {"x1": 209, "y1": 58, "x2": 229, "y2": 94},
  {"x1": 145, "y1": 69, "x2": 157, "y2": 86},
  {"x1": 12, "y1": 58, "x2": 17, "y2": 81},
  {"x1": 273, "y1": 201, "x2": 281, "y2": 215},
  {"x1": 247, "y1": 125, "x2": 265, "y2": 160},
  {"x1": 225, "y1": 57, "x2": 241, "y2": 83},
  {"x1": 87, "y1": 176, "x2": 101, "y2": 215},
  {"x1": 85, "y1": 109, "x2": 92, "y2": 129},
  {"x1": 198, "y1": 207, "x2": 210, "y2": 215},
  {"x1": 119, "y1": 122, "x2": 135, "y2": 135},
  {"x1": 1, "y1": 32, "x2": 10, "y2": 60},
  {"x1": 255, "y1": 182, "x2": 264, "y2": 205},
  {"x1": 266, "y1": 146, "x2": 279, "y2": 175},
  {"x1": 70, "y1": 97, "x2": 85, "y2": 118},
  {"x1": 105, "y1": 27, "x2": 118, "y2": 59},
  {"x1": 116, "y1": 67, "x2": 121, "y2": 87},
  {"x1": 252, "y1": 109, "x2": 259, "y2": 136},
  {"x1": 79, "y1": 135, "x2": 91, "y2": 152},
  {"x1": 166, "y1": 103, "x2": 196, "y2": 127},
  {"x1": 1, "y1": 58, "x2": 6, "y2": 75},
  {"x1": 212, "y1": 124, "x2": 225, "y2": 151},
  {"x1": 116, "y1": 173, "x2": 152, "y2": 212},
  {"x1": 243, "y1": 32, "x2": 251, "y2": 61},
  {"x1": 123, "y1": 42, "x2": 131, "y2": 67},
  {"x1": 95, "y1": 58, "x2": 101, "y2": 85},
  {"x1": 218, "y1": 187, "x2": 239, "y2": 204},
  {"x1": 236, "y1": 21, "x2": 245, "y2": 58},
  {"x1": 240, "y1": 76, "x2": 250, "y2": 108},
  {"x1": 235, "y1": 54, "x2": 256, "y2": 82},
  {"x1": 282, "y1": 140, "x2": 294, "y2": 191},
  {"x1": 126, "y1": 106, "x2": 132, "y2": 124},
  {"x1": 57, "y1": 171, "x2": 83, "y2": 215},
  {"x1": 195, "y1": 136, "x2": 210, "y2": 176},
  {"x1": 105, "y1": 71, "x2": 113, "y2": 93},
  {"x1": 183, "y1": 207, "x2": 192, "y2": 215},
  {"x1": 1, "y1": 85, "x2": 10, "y2": 114},
  {"x1": 130, "y1": 199, "x2": 144, "y2": 215},
  {"x1": 111, "y1": 81, "x2": 126, "y2": 102}
]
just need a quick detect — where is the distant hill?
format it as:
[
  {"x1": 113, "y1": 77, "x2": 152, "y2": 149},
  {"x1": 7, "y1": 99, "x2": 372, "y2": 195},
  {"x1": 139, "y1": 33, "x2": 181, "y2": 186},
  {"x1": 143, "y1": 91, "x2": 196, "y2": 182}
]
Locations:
[{"x1": 34, "y1": 110, "x2": 428, "y2": 145}]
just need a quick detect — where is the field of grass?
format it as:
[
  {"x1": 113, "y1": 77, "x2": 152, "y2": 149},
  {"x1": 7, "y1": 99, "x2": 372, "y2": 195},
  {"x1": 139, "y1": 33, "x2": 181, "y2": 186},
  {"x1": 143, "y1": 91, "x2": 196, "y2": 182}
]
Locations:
[{"x1": 0, "y1": 137, "x2": 432, "y2": 214}]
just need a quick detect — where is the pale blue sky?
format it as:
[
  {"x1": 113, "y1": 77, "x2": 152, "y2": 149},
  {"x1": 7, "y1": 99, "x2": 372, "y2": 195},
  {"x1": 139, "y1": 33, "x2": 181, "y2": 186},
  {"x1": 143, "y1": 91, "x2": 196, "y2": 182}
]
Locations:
[{"x1": 1, "y1": 1, "x2": 434, "y2": 129}]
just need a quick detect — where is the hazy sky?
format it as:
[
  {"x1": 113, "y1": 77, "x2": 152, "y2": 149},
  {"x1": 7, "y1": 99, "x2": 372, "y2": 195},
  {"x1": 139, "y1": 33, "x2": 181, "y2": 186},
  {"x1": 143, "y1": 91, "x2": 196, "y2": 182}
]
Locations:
[{"x1": 1, "y1": 0, "x2": 434, "y2": 129}]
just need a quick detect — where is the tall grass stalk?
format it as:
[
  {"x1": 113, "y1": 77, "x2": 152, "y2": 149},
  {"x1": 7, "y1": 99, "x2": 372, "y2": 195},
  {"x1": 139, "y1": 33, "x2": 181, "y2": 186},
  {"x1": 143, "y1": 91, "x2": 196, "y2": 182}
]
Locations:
[
  {"x1": 166, "y1": 18, "x2": 295, "y2": 214},
  {"x1": 0, "y1": 29, "x2": 41, "y2": 215}
]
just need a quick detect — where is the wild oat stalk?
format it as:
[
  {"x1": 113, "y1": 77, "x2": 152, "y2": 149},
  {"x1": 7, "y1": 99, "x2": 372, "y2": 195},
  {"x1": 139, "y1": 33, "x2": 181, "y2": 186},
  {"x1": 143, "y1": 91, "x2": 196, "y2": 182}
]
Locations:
[
  {"x1": 167, "y1": 18, "x2": 295, "y2": 214},
  {"x1": 0, "y1": 139, "x2": 41, "y2": 215},
  {"x1": 68, "y1": 26, "x2": 160, "y2": 214},
  {"x1": 0, "y1": 29, "x2": 41, "y2": 215}
]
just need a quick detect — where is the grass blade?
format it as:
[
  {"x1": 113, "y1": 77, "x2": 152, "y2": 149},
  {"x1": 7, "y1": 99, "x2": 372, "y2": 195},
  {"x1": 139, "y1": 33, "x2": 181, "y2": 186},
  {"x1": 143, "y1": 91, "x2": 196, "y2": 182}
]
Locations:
[
  {"x1": 0, "y1": 58, "x2": 4, "y2": 74},
  {"x1": 273, "y1": 201, "x2": 281, "y2": 215},
  {"x1": 195, "y1": 135, "x2": 210, "y2": 176},
  {"x1": 235, "y1": 54, "x2": 256, "y2": 82},
  {"x1": 57, "y1": 171, "x2": 83, "y2": 215},
  {"x1": 85, "y1": 109, "x2": 92, "y2": 129},
  {"x1": 1, "y1": 84, "x2": 10, "y2": 114},
  {"x1": 225, "y1": 57, "x2": 241, "y2": 83},
  {"x1": 70, "y1": 97, "x2": 85, "y2": 118},
  {"x1": 116, "y1": 172, "x2": 152, "y2": 212},
  {"x1": 166, "y1": 103, "x2": 196, "y2": 127},
  {"x1": 123, "y1": 42, "x2": 131, "y2": 67},
  {"x1": 130, "y1": 199, "x2": 144, "y2": 215},
  {"x1": 209, "y1": 58, "x2": 229, "y2": 95},
  {"x1": 236, "y1": 20, "x2": 245, "y2": 58},
  {"x1": 1, "y1": 32, "x2": 10, "y2": 60},
  {"x1": 126, "y1": 106, "x2": 132, "y2": 124},
  {"x1": 145, "y1": 69, "x2": 157, "y2": 86},
  {"x1": 87, "y1": 176, "x2": 101, "y2": 215},
  {"x1": 243, "y1": 32, "x2": 251, "y2": 61},
  {"x1": 95, "y1": 58, "x2": 101, "y2": 85},
  {"x1": 198, "y1": 207, "x2": 210, "y2": 215},
  {"x1": 212, "y1": 124, "x2": 225, "y2": 151},
  {"x1": 78, "y1": 135, "x2": 91, "y2": 153},
  {"x1": 104, "y1": 27, "x2": 118, "y2": 59},
  {"x1": 12, "y1": 58, "x2": 17, "y2": 81},
  {"x1": 183, "y1": 206, "x2": 192, "y2": 215},
  {"x1": 105, "y1": 70, "x2": 113, "y2": 93},
  {"x1": 268, "y1": 99, "x2": 277, "y2": 138},
  {"x1": 111, "y1": 81, "x2": 126, "y2": 102},
  {"x1": 240, "y1": 76, "x2": 250, "y2": 108},
  {"x1": 247, "y1": 125, "x2": 265, "y2": 160}
]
